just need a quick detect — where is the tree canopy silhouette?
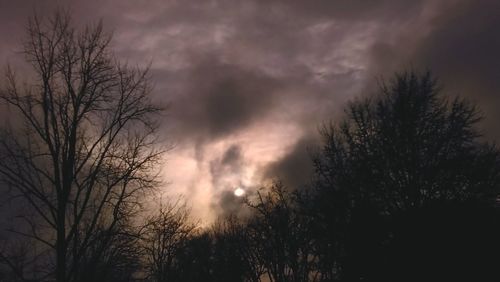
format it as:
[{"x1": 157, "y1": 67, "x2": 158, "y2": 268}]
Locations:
[
  {"x1": 0, "y1": 12, "x2": 163, "y2": 282},
  {"x1": 310, "y1": 71, "x2": 500, "y2": 281},
  {"x1": 315, "y1": 71, "x2": 499, "y2": 211}
]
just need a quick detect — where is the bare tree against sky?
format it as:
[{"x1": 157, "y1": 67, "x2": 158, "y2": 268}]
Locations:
[
  {"x1": 0, "y1": 11, "x2": 163, "y2": 282},
  {"x1": 141, "y1": 200, "x2": 196, "y2": 282},
  {"x1": 246, "y1": 183, "x2": 317, "y2": 282}
]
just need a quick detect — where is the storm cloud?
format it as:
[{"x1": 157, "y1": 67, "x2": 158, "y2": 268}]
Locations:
[
  {"x1": 1, "y1": 0, "x2": 498, "y2": 222},
  {"x1": 263, "y1": 135, "x2": 317, "y2": 189},
  {"x1": 170, "y1": 56, "x2": 281, "y2": 142}
]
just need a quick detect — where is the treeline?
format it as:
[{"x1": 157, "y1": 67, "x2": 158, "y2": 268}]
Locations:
[{"x1": 0, "y1": 12, "x2": 500, "y2": 282}]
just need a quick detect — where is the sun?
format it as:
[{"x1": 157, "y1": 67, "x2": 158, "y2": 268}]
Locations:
[{"x1": 234, "y1": 187, "x2": 245, "y2": 197}]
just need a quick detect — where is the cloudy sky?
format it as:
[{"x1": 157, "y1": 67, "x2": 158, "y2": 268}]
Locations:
[{"x1": 1, "y1": 0, "x2": 499, "y2": 223}]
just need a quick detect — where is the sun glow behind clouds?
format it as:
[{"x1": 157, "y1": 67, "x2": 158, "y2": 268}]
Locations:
[
  {"x1": 160, "y1": 122, "x2": 302, "y2": 223},
  {"x1": 234, "y1": 187, "x2": 245, "y2": 197}
]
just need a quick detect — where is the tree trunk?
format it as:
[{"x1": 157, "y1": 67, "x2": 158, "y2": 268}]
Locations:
[{"x1": 56, "y1": 206, "x2": 67, "y2": 282}]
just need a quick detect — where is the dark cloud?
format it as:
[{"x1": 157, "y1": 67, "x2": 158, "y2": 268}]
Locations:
[
  {"x1": 209, "y1": 144, "x2": 244, "y2": 184},
  {"x1": 262, "y1": 135, "x2": 318, "y2": 189},
  {"x1": 258, "y1": 0, "x2": 425, "y2": 22},
  {"x1": 221, "y1": 144, "x2": 242, "y2": 165},
  {"x1": 366, "y1": 0, "x2": 500, "y2": 139},
  {"x1": 170, "y1": 56, "x2": 280, "y2": 142}
]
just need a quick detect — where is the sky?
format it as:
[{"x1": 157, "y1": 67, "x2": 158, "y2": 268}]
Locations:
[{"x1": 0, "y1": 0, "x2": 499, "y2": 223}]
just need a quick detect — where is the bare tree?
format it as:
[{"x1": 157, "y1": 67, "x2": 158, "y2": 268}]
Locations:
[
  {"x1": 246, "y1": 183, "x2": 318, "y2": 282},
  {"x1": 210, "y1": 215, "x2": 265, "y2": 282},
  {"x1": 77, "y1": 219, "x2": 143, "y2": 282},
  {"x1": 0, "y1": 12, "x2": 164, "y2": 282},
  {"x1": 141, "y1": 200, "x2": 196, "y2": 282}
]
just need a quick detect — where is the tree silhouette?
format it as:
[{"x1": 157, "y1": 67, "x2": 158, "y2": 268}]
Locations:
[
  {"x1": 167, "y1": 231, "x2": 214, "y2": 282},
  {"x1": 386, "y1": 201, "x2": 500, "y2": 282},
  {"x1": 141, "y1": 200, "x2": 196, "y2": 282},
  {"x1": 246, "y1": 182, "x2": 317, "y2": 282},
  {"x1": 210, "y1": 215, "x2": 264, "y2": 282},
  {"x1": 76, "y1": 221, "x2": 142, "y2": 282},
  {"x1": 310, "y1": 71, "x2": 500, "y2": 280},
  {"x1": 0, "y1": 12, "x2": 163, "y2": 282},
  {"x1": 315, "y1": 71, "x2": 499, "y2": 211}
]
